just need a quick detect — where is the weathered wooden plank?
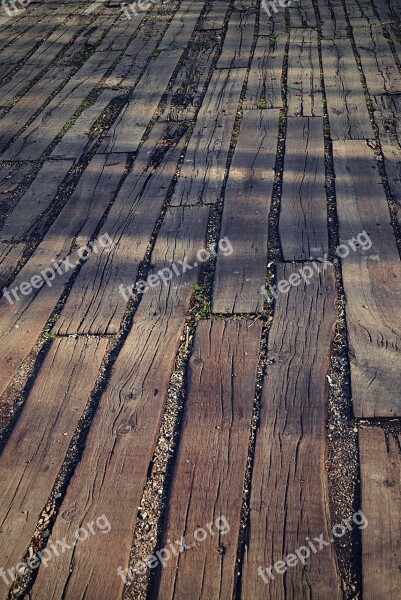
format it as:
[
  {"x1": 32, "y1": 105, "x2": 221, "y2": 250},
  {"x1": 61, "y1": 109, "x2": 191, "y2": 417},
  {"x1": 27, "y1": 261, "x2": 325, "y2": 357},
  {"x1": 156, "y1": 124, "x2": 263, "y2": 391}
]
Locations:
[
  {"x1": 54, "y1": 124, "x2": 187, "y2": 335},
  {"x1": 0, "y1": 163, "x2": 33, "y2": 222},
  {"x1": 171, "y1": 67, "x2": 246, "y2": 206},
  {"x1": 280, "y1": 117, "x2": 328, "y2": 260},
  {"x1": 321, "y1": 38, "x2": 373, "y2": 139},
  {"x1": 353, "y1": 24, "x2": 401, "y2": 95},
  {"x1": 287, "y1": 30, "x2": 322, "y2": 117},
  {"x1": 0, "y1": 154, "x2": 126, "y2": 399},
  {"x1": 96, "y1": 10, "x2": 143, "y2": 51},
  {"x1": 333, "y1": 140, "x2": 401, "y2": 417},
  {"x1": 346, "y1": 0, "x2": 377, "y2": 21},
  {"x1": 201, "y1": 1, "x2": 230, "y2": 29},
  {"x1": 216, "y1": 6, "x2": 256, "y2": 68},
  {"x1": 359, "y1": 428, "x2": 401, "y2": 600},
  {"x1": 258, "y1": 2, "x2": 287, "y2": 35},
  {"x1": 0, "y1": 336, "x2": 108, "y2": 599},
  {"x1": 213, "y1": 109, "x2": 279, "y2": 313},
  {"x1": 0, "y1": 64, "x2": 74, "y2": 154},
  {"x1": 319, "y1": 0, "x2": 349, "y2": 38},
  {"x1": 243, "y1": 34, "x2": 284, "y2": 109},
  {"x1": 30, "y1": 206, "x2": 209, "y2": 600},
  {"x1": 0, "y1": 242, "x2": 24, "y2": 290},
  {"x1": 157, "y1": 0, "x2": 205, "y2": 51},
  {"x1": 373, "y1": 94, "x2": 401, "y2": 205},
  {"x1": 2, "y1": 51, "x2": 119, "y2": 161},
  {"x1": 241, "y1": 263, "x2": 341, "y2": 599},
  {"x1": 288, "y1": 0, "x2": 316, "y2": 28},
  {"x1": 156, "y1": 319, "x2": 262, "y2": 599},
  {"x1": 50, "y1": 90, "x2": 120, "y2": 160},
  {"x1": 0, "y1": 160, "x2": 74, "y2": 242}
]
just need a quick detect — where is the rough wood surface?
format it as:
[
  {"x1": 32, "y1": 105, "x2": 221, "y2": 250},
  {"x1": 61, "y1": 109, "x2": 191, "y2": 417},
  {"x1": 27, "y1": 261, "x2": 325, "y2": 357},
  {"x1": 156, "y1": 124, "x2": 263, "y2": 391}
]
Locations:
[
  {"x1": 157, "y1": 0, "x2": 205, "y2": 51},
  {"x1": 280, "y1": 117, "x2": 328, "y2": 260},
  {"x1": 373, "y1": 93, "x2": 401, "y2": 205},
  {"x1": 171, "y1": 68, "x2": 246, "y2": 206},
  {"x1": 213, "y1": 109, "x2": 279, "y2": 313},
  {"x1": 288, "y1": 0, "x2": 316, "y2": 28},
  {"x1": 30, "y1": 206, "x2": 209, "y2": 600},
  {"x1": 359, "y1": 428, "x2": 401, "y2": 600},
  {"x1": 0, "y1": 242, "x2": 25, "y2": 290},
  {"x1": 216, "y1": 6, "x2": 256, "y2": 68},
  {"x1": 155, "y1": 319, "x2": 262, "y2": 599},
  {"x1": 287, "y1": 30, "x2": 322, "y2": 117},
  {"x1": 321, "y1": 38, "x2": 373, "y2": 139},
  {"x1": 54, "y1": 124, "x2": 187, "y2": 335},
  {"x1": 244, "y1": 35, "x2": 284, "y2": 110},
  {"x1": 241, "y1": 263, "x2": 341, "y2": 599},
  {"x1": 333, "y1": 140, "x2": 401, "y2": 417},
  {"x1": 0, "y1": 337, "x2": 108, "y2": 599},
  {"x1": 0, "y1": 154, "x2": 126, "y2": 398},
  {"x1": 201, "y1": 1, "x2": 230, "y2": 29}
]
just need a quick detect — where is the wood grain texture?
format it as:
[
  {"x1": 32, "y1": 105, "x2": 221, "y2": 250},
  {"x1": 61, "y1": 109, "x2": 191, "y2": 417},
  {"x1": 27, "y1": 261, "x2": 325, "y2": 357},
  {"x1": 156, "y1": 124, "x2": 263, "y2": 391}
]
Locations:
[
  {"x1": 241, "y1": 263, "x2": 341, "y2": 600},
  {"x1": 319, "y1": 0, "x2": 348, "y2": 39},
  {"x1": 373, "y1": 93, "x2": 401, "y2": 205},
  {"x1": 30, "y1": 206, "x2": 209, "y2": 600},
  {"x1": 157, "y1": 0, "x2": 205, "y2": 51},
  {"x1": 287, "y1": 30, "x2": 322, "y2": 117},
  {"x1": 244, "y1": 35, "x2": 284, "y2": 110},
  {"x1": 216, "y1": 5, "x2": 256, "y2": 68},
  {"x1": 0, "y1": 242, "x2": 24, "y2": 290},
  {"x1": 0, "y1": 154, "x2": 126, "y2": 399},
  {"x1": 54, "y1": 124, "x2": 187, "y2": 335},
  {"x1": 213, "y1": 109, "x2": 279, "y2": 313},
  {"x1": 288, "y1": 0, "x2": 316, "y2": 28},
  {"x1": 321, "y1": 38, "x2": 372, "y2": 139},
  {"x1": 0, "y1": 337, "x2": 108, "y2": 599},
  {"x1": 170, "y1": 67, "x2": 246, "y2": 206},
  {"x1": 280, "y1": 117, "x2": 328, "y2": 260},
  {"x1": 0, "y1": 160, "x2": 73, "y2": 242},
  {"x1": 333, "y1": 140, "x2": 401, "y2": 417},
  {"x1": 155, "y1": 319, "x2": 262, "y2": 599},
  {"x1": 359, "y1": 428, "x2": 401, "y2": 600},
  {"x1": 201, "y1": 1, "x2": 230, "y2": 29}
]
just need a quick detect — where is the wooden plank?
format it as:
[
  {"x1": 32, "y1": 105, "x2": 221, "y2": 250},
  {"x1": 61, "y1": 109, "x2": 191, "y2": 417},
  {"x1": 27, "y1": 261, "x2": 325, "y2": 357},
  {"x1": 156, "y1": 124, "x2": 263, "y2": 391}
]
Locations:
[
  {"x1": 50, "y1": 90, "x2": 120, "y2": 160},
  {"x1": 359, "y1": 428, "x2": 401, "y2": 600},
  {"x1": 287, "y1": 29, "x2": 322, "y2": 117},
  {"x1": 156, "y1": 319, "x2": 262, "y2": 598},
  {"x1": 373, "y1": 94, "x2": 401, "y2": 205},
  {"x1": 96, "y1": 10, "x2": 143, "y2": 51},
  {"x1": 288, "y1": 0, "x2": 316, "y2": 28},
  {"x1": 258, "y1": 2, "x2": 287, "y2": 35},
  {"x1": 0, "y1": 162, "x2": 33, "y2": 220},
  {"x1": 0, "y1": 154, "x2": 126, "y2": 399},
  {"x1": 321, "y1": 38, "x2": 373, "y2": 139},
  {"x1": 171, "y1": 68, "x2": 246, "y2": 206},
  {"x1": 0, "y1": 160, "x2": 74, "y2": 242},
  {"x1": 319, "y1": 0, "x2": 349, "y2": 38},
  {"x1": 0, "y1": 336, "x2": 108, "y2": 599},
  {"x1": 241, "y1": 263, "x2": 341, "y2": 599},
  {"x1": 216, "y1": 6, "x2": 256, "y2": 68},
  {"x1": 0, "y1": 242, "x2": 24, "y2": 290},
  {"x1": 0, "y1": 64, "x2": 74, "y2": 154},
  {"x1": 280, "y1": 117, "x2": 328, "y2": 260},
  {"x1": 243, "y1": 34, "x2": 284, "y2": 110},
  {"x1": 54, "y1": 124, "x2": 187, "y2": 335},
  {"x1": 346, "y1": 0, "x2": 377, "y2": 21},
  {"x1": 213, "y1": 109, "x2": 279, "y2": 313},
  {"x1": 30, "y1": 206, "x2": 209, "y2": 600},
  {"x1": 201, "y1": 1, "x2": 230, "y2": 29},
  {"x1": 157, "y1": 0, "x2": 205, "y2": 51},
  {"x1": 2, "y1": 51, "x2": 119, "y2": 161},
  {"x1": 353, "y1": 24, "x2": 401, "y2": 95},
  {"x1": 333, "y1": 140, "x2": 401, "y2": 417}
]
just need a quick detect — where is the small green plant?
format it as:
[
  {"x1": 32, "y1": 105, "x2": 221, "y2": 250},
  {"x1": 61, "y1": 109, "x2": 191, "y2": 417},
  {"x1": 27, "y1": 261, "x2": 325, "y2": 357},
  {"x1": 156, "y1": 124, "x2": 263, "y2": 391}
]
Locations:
[
  {"x1": 193, "y1": 283, "x2": 210, "y2": 322},
  {"x1": 150, "y1": 48, "x2": 162, "y2": 58}
]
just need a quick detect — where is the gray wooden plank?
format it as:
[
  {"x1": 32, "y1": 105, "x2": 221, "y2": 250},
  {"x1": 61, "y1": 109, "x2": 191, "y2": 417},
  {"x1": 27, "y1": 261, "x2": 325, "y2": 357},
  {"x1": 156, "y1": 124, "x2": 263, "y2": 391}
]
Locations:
[
  {"x1": 201, "y1": 1, "x2": 230, "y2": 29},
  {"x1": 243, "y1": 35, "x2": 284, "y2": 110},
  {"x1": 216, "y1": 5, "x2": 256, "y2": 68},
  {"x1": 287, "y1": 29, "x2": 322, "y2": 117},
  {"x1": 157, "y1": 0, "x2": 205, "y2": 51},
  {"x1": 0, "y1": 337, "x2": 108, "y2": 600},
  {"x1": 280, "y1": 117, "x2": 328, "y2": 260},
  {"x1": 0, "y1": 242, "x2": 24, "y2": 290},
  {"x1": 373, "y1": 93, "x2": 401, "y2": 206},
  {"x1": 333, "y1": 140, "x2": 401, "y2": 417},
  {"x1": 156, "y1": 319, "x2": 262, "y2": 599},
  {"x1": 30, "y1": 206, "x2": 209, "y2": 600},
  {"x1": 288, "y1": 0, "x2": 316, "y2": 28},
  {"x1": 213, "y1": 109, "x2": 279, "y2": 313},
  {"x1": 359, "y1": 428, "x2": 401, "y2": 600},
  {"x1": 171, "y1": 67, "x2": 246, "y2": 206},
  {"x1": 241, "y1": 263, "x2": 342, "y2": 599}
]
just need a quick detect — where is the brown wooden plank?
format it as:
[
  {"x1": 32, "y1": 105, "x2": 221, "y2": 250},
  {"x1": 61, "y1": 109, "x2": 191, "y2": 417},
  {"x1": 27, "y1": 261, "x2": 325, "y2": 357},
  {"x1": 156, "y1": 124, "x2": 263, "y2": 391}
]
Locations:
[
  {"x1": 171, "y1": 67, "x2": 246, "y2": 206},
  {"x1": 30, "y1": 206, "x2": 209, "y2": 600},
  {"x1": 287, "y1": 30, "x2": 322, "y2": 117},
  {"x1": 353, "y1": 24, "x2": 401, "y2": 95},
  {"x1": 279, "y1": 117, "x2": 328, "y2": 260},
  {"x1": 0, "y1": 153, "x2": 126, "y2": 399},
  {"x1": 373, "y1": 93, "x2": 401, "y2": 205},
  {"x1": 243, "y1": 35, "x2": 284, "y2": 110},
  {"x1": 213, "y1": 109, "x2": 279, "y2": 313},
  {"x1": 0, "y1": 162, "x2": 33, "y2": 222},
  {"x1": 0, "y1": 160, "x2": 74, "y2": 242},
  {"x1": 333, "y1": 140, "x2": 401, "y2": 417},
  {"x1": 2, "y1": 51, "x2": 119, "y2": 160},
  {"x1": 155, "y1": 319, "x2": 262, "y2": 598},
  {"x1": 359, "y1": 428, "x2": 401, "y2": 600},
  {"x1": 321, "y1": 38, "x2": 373, "y2": 139},
  {"x1": 216, "y1": 6, "x2": 256, "y2": 68},
  {"x1": 241, "y1": 263, "x2": 341, "y2": 599},
  {"x1": 0, "y1": 336, "x2": 108, "y2": 599},
  {"x1": 54, "y1": 124, "x2": 187, "y2": 335},
  {"x1": 0, "y1": 242, "x2": 24, "y2": 290}
]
